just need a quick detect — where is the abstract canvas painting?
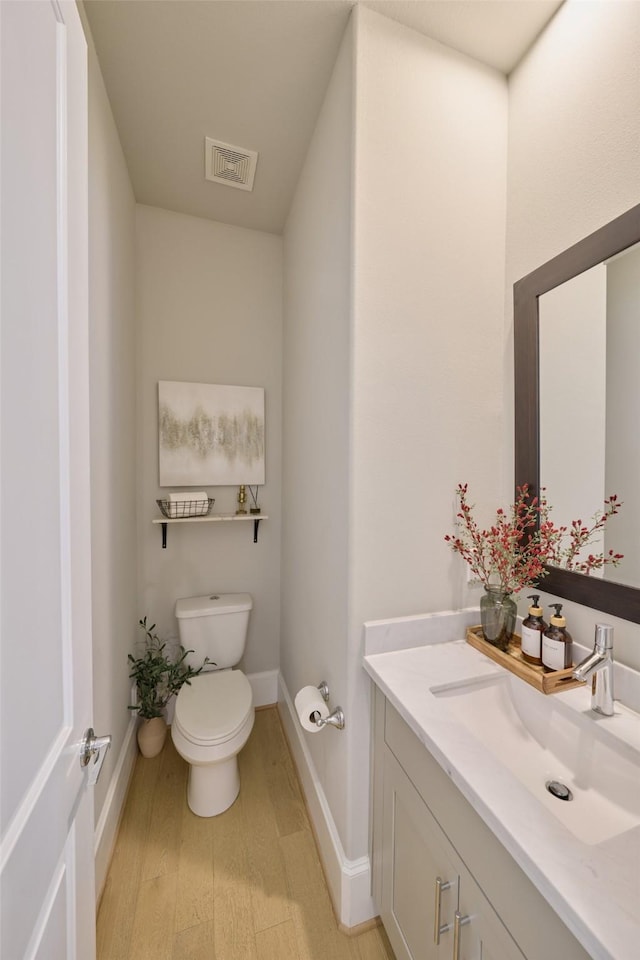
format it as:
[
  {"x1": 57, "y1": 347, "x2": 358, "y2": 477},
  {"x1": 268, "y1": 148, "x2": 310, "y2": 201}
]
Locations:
[{"x1": 158, "y1": 381, "x2": 265, "y2": 486}]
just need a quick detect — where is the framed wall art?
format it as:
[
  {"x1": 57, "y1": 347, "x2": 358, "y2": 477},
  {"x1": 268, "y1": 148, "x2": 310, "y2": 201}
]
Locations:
[{"x1": 158, "y1": 380, "x2": 265, "y2": 486}]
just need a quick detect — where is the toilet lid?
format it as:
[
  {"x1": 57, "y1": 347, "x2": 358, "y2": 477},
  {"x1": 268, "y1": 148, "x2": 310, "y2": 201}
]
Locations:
[{"x1": 174, "y1": 670, "x2": 253, "y2": 745}]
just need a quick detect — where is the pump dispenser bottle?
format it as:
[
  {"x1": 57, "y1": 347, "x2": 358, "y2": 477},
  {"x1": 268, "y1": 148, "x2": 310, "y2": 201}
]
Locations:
[
  {"x1": 521, "y1": 594, "x2": 547, "y2": 665},
  {"x1": 542, "y1": 603, "x2": 573, "y2": 671}
]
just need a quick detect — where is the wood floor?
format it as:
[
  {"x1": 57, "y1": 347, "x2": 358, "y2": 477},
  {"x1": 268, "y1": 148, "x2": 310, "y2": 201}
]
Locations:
[{"x1": 97, "y1": 707, "x2": 395, "y2": 960}]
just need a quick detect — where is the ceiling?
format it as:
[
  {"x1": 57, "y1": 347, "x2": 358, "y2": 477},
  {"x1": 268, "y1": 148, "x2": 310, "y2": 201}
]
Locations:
[{"x1": 83, "y1": 0, "x2": 563, "y2": 235}]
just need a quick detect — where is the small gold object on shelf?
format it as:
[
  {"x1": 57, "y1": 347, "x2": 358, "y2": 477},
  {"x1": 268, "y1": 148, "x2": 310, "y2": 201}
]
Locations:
[
  {"x1": 236, "y1": 484, "x2": 247, "y2": 515},
  {"x1": 465, "y1": 626, "x2": 583, "y2": 695}
]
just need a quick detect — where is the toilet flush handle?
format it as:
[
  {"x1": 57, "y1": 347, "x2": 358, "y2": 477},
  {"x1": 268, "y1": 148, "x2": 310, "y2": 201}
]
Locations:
[{"x1": 79, "y1": 728, "x2": 112, "y2": 786}]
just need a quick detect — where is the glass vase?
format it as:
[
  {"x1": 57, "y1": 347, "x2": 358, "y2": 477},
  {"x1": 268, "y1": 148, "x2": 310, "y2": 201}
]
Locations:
[{"x1": 480, "y1": 586, "x2": 516, "y2": 652}]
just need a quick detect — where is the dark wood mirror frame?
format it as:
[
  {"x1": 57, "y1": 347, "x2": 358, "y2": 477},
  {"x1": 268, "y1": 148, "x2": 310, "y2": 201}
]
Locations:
[{"x1": 514, "y1": 202, "x2": 640, "y2": 624}]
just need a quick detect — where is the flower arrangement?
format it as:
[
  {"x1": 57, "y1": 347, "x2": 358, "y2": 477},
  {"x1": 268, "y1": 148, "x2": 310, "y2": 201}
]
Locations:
[
  {"x1": 445, "y1": 483, "x2": 623, "y2": 595},
  {"x1": 540, "y1": 493, "x2": 623, "y2": 575}
]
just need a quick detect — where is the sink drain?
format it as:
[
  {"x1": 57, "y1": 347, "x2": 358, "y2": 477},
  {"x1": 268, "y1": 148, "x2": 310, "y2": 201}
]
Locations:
[{"x1": 546, "y1": 780, "x2": 573, "y2": 802}]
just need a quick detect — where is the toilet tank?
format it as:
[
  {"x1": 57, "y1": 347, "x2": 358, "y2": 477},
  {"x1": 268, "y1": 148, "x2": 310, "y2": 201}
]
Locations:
[{"x1": 175, "y1": 593, "x2": 252, "y2": 669}]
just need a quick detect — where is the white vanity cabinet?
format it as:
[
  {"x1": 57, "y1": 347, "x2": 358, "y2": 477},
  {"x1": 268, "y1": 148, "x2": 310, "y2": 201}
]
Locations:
[
  {"x1": 382, "y1": 747, "x2": 524, "y2": 960},
  {"x1": 372, "y1": 688, "x2": 592, "y2": 960}
]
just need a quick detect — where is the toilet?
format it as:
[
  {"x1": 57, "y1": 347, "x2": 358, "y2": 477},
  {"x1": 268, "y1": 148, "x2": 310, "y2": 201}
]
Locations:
[{"x1": 171, "y1": 592, "x2": 254, "y2": 817}]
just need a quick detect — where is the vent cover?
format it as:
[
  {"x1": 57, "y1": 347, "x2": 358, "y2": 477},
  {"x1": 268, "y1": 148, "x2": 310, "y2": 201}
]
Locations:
[{"x1": 204, "y1": 137, "x2": 258, "y2": 191}]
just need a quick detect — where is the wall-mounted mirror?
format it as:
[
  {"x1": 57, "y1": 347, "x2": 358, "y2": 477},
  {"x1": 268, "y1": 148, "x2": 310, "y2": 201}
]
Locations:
[{"x1": 514, "y1": 203, "x2": 640, "y2": 624}]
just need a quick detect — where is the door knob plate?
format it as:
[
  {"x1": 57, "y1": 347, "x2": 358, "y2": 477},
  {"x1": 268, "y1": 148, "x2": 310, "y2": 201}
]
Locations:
[{"x1": 80, "y1": 727, "x2": 112, "y2": 785}]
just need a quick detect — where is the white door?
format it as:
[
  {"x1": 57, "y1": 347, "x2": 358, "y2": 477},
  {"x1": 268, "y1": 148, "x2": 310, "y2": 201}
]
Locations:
[{"x1": 1, "y1": 2, "x2": 99, "y2": 957}]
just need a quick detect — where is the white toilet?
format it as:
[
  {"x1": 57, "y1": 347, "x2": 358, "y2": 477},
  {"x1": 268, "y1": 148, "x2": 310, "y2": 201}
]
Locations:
[{"x1": 171, "y1": 592, "x2": 254, "y2": 817}]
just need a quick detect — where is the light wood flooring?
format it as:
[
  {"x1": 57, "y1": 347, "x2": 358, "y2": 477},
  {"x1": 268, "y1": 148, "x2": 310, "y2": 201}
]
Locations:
[{"x1": 97, "y1": 707, "x2": 395, "y2": 960}]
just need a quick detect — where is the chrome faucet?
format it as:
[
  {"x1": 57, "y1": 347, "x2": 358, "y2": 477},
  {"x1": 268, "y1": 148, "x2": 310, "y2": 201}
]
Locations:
[{"x1": 572, "y1": 624, "x2": 615, "y2": 716}]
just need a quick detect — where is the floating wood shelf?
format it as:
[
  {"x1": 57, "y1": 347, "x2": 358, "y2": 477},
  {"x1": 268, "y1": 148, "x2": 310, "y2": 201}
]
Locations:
[{"x1": 152, "y1": 513, "x2": 268, "y2": 548}]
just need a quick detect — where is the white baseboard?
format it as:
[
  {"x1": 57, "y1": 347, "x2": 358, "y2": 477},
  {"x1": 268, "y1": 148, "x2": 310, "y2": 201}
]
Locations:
[
  {"x1": 278, "y1": 674, "x2": 376, "y2": 929},
  {"x1": 93, "y1": 711, "x2": 137, "y2": 901}
]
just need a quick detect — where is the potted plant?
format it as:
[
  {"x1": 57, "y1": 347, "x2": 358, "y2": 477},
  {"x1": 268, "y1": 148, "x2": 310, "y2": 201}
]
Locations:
[{"x1": 128, "y1": 616, "x2": 209, "y2": 757}]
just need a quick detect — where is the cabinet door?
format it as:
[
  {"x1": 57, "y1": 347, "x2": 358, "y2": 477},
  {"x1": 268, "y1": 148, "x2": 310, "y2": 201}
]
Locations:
[
  {"x1": 456, "y1": 868, "x2": 526, "y2": 960},
  {"x1": 381, "y1": 749, "x2": 459, "y2": 960}
]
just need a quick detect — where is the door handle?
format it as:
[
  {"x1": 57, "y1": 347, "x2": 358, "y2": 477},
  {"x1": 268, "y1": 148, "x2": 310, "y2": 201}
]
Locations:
[
  {"x1": 453, "y1": 910, "x2": 471, "y2": 960},
  {"x1": 434, "y1": 876, "x2": 455, "y2": 944},
  {"x1": 80, "y1": 727, "x2": 112, "y2": 786}
]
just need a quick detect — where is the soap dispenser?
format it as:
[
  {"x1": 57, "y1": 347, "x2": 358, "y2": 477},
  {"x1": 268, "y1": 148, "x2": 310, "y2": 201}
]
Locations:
[
  {"x1": 542, "y1": 604, "x2": 573, "y2": 672},
  {"x1": 521, "y1": 594, "x2": 547, "y2": 665}
]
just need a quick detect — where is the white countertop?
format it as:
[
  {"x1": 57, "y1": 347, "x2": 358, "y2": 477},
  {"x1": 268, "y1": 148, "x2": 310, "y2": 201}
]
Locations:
[{"x1": 363, "y1": 619, "x2": 640, "y2": 960}]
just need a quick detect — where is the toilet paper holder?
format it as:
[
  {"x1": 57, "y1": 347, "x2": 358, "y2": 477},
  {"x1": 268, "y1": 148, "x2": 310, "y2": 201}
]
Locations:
[{"x1": 313, "y1": 681, "x2": 345, "y2": 730}]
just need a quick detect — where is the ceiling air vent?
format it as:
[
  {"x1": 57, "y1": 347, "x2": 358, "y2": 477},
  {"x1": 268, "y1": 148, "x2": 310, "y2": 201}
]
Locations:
[{"x1": 204, "y1": 137, "x2": 258, "y2": 192}]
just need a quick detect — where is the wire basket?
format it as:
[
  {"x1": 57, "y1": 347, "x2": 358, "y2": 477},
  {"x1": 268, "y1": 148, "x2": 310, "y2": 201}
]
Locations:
[{"x1": 156, "y1": 497, "x2": 215, "y2": 519}]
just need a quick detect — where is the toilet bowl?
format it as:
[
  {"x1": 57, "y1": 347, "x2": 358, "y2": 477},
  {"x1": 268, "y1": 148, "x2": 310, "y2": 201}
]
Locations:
[
  {"x1": 172, "y1": 668, "x2": 254, "y2": 817},
  {"x1": 171, "y1": 592, "x2": 254, "y2": 817}
]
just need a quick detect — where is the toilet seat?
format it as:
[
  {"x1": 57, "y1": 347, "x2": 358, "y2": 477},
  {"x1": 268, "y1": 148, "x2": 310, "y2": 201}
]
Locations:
[{"x1": 174, "y1": 670, "x2": 253, "y2": 746}]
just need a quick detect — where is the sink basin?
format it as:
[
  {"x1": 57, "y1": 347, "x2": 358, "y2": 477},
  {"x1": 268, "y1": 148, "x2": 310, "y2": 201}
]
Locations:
[{"x1": 432, "y1": 673, "x2": 640, "y2": 845}]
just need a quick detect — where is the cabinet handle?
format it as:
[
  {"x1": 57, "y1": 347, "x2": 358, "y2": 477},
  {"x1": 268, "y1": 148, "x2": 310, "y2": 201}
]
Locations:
[
  {"x1": 453, "y1": 910, "x2": 471, "y2": 960},
  {"x1": 434, "y1": 876, "x2": 454, "y2": 944}
]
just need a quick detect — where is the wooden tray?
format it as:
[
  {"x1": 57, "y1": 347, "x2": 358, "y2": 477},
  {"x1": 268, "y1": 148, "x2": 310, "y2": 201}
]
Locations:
[{"x1": 465, "y1": 626, "x2": 584, "y2": 695}]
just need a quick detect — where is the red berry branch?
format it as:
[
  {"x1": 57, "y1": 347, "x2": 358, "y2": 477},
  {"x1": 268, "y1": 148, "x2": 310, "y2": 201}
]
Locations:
[{"x1": 445, "y1": 484, "x2": 623, "y2": 595}]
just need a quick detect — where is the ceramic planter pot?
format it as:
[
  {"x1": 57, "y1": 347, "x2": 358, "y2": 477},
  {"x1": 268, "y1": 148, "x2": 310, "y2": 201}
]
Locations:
[{"x1": 137, "y1": 716, "x2": 167, "y2": 758}]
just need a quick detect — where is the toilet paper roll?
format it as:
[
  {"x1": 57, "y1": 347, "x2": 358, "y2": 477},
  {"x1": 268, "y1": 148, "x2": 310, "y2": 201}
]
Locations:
[{"x1": 294, "y1": 686, "x2": 330, "y2": 733}]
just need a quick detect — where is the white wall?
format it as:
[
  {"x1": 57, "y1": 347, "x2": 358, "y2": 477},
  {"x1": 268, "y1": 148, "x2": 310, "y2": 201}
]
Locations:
[
  {"x1": 281, "y1": 11, "x2": 354, "y2": 860},
  {"x1": 136, "y1": 206, "x2": 282, "y2": 677},
  {"x1": 282, "y1": 6, "x2": 507, "y2": 921},
  {"x1": 350, "y1": 4, "x2": 507, "y2": 856},
  {"x1": 352, "y1": 7, "x2": 508, "y2": 624},
  {"x1": 83, "y1": 9, "x2": 138, "y2": 890},
  {"x1": 507, "y1": 0, "x2": 640, "y2": 669}
]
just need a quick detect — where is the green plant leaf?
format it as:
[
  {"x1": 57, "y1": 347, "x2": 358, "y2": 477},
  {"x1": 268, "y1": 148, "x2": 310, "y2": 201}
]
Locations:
[{"x1": 128, "y1": 617, "x2": 212, "y2": 717}]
